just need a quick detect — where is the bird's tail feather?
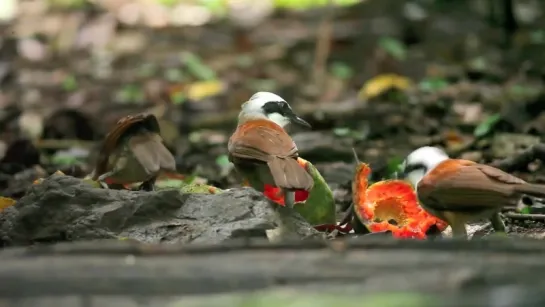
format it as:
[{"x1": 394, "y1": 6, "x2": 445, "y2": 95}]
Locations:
[
  {"x1": 514, "y1": 183, "x2": 545, "y2": 198},
  {"x1": 267, "y1": 157, "x2": 313, "y2": 191},
  {"x1": 130, "y1": 133, "x2": 176, "y2": 173}
]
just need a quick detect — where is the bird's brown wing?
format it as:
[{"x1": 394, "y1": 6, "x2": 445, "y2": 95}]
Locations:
[
  {"x1": 228, "y1": 124, "x2": 298, "y2": 163},
  {"x1": 228, "y1": 122, "x2": 312, "y2": 190},
  {"x1": 475, "y1": 164, "x2": 527, "y2": 185},
  {"x1": 418, "y1": 165, "x2": 519, "y2": 212}
]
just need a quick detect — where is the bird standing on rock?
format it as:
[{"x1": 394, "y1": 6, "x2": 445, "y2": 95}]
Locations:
[
  {"x1": 90, "y1": 113, "x2": 177, "y2": 191},
  {"x1": 400, "y1": 146, "x2": 545, "y2": 238},
  {"x1": 228, "y1": 92, "x2": 314, "y2": 209}
]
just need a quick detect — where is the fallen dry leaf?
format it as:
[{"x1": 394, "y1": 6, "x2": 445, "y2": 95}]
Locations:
[
  {"x1": 358, "y1": 74, "x2": 412, "y2": 101},
  {"x1": 0, "y1": 196, "x2": 16, "y2": 211}
]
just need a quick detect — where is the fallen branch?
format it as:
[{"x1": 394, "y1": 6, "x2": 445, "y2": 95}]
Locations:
[
  {"x1": 34, "y1": 139, "x2": 97, "y2": 150},
  {"x1": 491, "y1": 143, "x2": 545, "y2": 172},
  {"x1": 503, "y1": 212, "x2": 545, "y2": 221}
]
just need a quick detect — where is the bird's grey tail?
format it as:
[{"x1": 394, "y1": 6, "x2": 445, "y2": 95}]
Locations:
[
  {"x1": 267, "y1": 157, "x2": 313, "y2": 191},
  {"x1": 514, "y1": 183, "x2": 545, "y2": 198}
]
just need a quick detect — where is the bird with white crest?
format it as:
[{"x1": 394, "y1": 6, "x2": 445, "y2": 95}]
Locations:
[{"x1": 399, "y1": 146, "x2": 545, "y2": 238}]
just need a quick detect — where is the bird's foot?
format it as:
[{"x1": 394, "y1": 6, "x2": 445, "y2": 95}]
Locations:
[
  {"x1": 138, "y1": 178, "x2": 156, "y2": 191},
  {"x1": 490, "y1": 213, "x2": 506, "y2": 232},
  {"x1": 138, "y1": 182, "x2": 155, "y2": 191},
  {"x1": 98, "y1": 181, "x2": 110, "y2": 189}
]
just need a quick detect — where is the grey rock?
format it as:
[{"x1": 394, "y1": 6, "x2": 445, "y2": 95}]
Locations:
[{"x1": 0, "y1": 175, "x2": 320, "y2": 246}]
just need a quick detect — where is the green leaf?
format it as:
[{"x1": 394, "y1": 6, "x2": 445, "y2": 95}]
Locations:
[
  {"x1": 181, "y1": 52, "x2": 217, "y2": 81},
  {"x1": 386, "y1": 156, "x2": 404, "y2": 178},
  {"x1": 199, "y1": 0, "x2": 227, "y2": 16},
  {"x1": 117, "y1": 84, "x2": 144, "y2": 104},
  {"x1": 330, "y1": 62, "x2": 353, "y2": 80},
  {"x1": 62, "y1": 75, "x2": 78, "y2": 91},
  {"x1": 520, "y1": 206, "x2": 532, "y2": 214},
  {"x1": 474, "y1": 113, "x2": 501, "y2": 138},
  {"x1": 157, "y1": 0, "x2": 178, "y2": 7},
  {"x1": 155, "y1": 178, "x2": 187, "y2": 189},
  {"x1": 418, "y1": 77, "x2": 449, "y2": 92},
  {"x1": 215, "y1": 154, "x2": 230, "y2": 167},
  {"x1": 170, "y1": 91, "x2": 187, "y2": 105},
  {"x1": 294, "y1": 159, "x2": 336, "y2": 225},
  {"x1": 333, "y1": 127, "x2": 351, "y2": 137},
  {"x1": 216, "y1": 154, "x2": 234, "y2": 177},
  {"x1": 183, "y1": 173, "x2": 197, "y2": 184},
  {"x1": 51, "y1": 154, "x2": 80, "y2": 166},
  {"x1": 378, "y1": 37, "x2": 407, "y2": 61}
]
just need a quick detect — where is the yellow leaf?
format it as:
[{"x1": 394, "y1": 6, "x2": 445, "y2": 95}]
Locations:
[
  {"x1": 358, "y1": 74, "x2": 412, "y2": 100},
  {"x1": 186, "y1": 81, "x2": 226, "y2": 101},
  {"x1": 82, "y1": 178, "x2": 102, "y2": 188},
  {"x1": 0, "y1": 197, "x2": 16, "y2": 211}
]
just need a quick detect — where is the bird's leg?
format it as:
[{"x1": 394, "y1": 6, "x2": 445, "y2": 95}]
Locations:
[
  {"x1": 96, "y1": 172, "x2": 114, "y2": 189},
  {"x1": 138, "y1": 176, "x2": 157, "y2": 191},
  {"x1": 284, "y1": 189, "x2": 296, "y2": 209},
  {"x1": 489, "y1": 212, "x2": 506, "y2": 233},
  {"x1": 450, "y1": 222, "x2": 468, "y2": 239},
  {"x1": 96, "y1": 156, "x2": 128, "y2": 190},
  {"x1": 487, "y1": 212, "x2": 509, "y2": 239}
]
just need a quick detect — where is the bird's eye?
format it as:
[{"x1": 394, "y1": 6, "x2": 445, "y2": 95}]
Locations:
[{"x1": 280, "y1": 102, "x2": 293, "y2": 114}]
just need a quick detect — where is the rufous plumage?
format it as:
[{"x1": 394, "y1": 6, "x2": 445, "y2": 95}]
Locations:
[{"x1": 401, "y1": 146, "x2": 545, "y2": 238}]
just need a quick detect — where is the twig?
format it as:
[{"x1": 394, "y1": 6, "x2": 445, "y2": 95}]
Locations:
[
  {"x1": 491, "y1": 143, "x2": 545, "y2": 172},
  {"x1": 503, "y1": 212, "x2": 545, "y2": 221},
  {"x1": 312, "y1": 0, "x2": 334, "y2": 93},
  {"x1": 34, "y1": 139, "x2": 97, "y2": 150}
]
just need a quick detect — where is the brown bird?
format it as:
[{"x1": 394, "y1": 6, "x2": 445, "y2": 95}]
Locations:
[
  {"x1": 228, "y1": 91, "x2": 314, "y2": 208},
  {"x1": 90, "y1": 113, "x2": 176, "y2": 191},
  {"x1": 400, "y1": 146, "x2": 545, "y2": 238}
]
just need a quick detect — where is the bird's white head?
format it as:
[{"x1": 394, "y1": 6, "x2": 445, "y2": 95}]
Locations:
[
  {"x1": 399, "y1": 146, "x2": 449, "y2": 188},
  {"x1": 238, "y1": 91, "x2": 311, "y2": 128}
]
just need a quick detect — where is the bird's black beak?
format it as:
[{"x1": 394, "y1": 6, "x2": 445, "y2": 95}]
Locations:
[{"x1": 287, "y1": 111, "x2": 311, "y2": 128}]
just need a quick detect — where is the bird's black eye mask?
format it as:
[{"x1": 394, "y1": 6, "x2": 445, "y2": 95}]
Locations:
[
  {"x1": 261, "y1": 101, "x2": 292, "y2": 117},
  {"x1": 402, "y1": 162, "x2": 428, "y2": 176},
  {"x1": 261, "y1": 100, "x2": 311, "y2": 128}
]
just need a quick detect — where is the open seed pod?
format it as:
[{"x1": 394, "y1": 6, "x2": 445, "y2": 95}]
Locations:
[{"x1": 353, "y1": 162, "x2": 447, "y2": 239}]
